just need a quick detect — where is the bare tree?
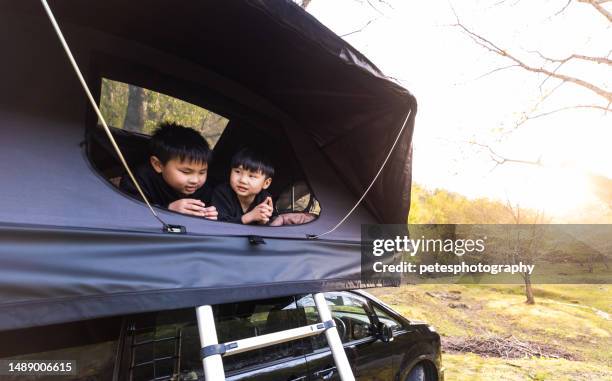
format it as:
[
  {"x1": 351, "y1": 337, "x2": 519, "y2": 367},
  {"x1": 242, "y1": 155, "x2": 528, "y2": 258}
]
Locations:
[
  {"x1": 452, "y1": 2, "x2": 612, "y2": 216},
  {"x1": 451, "y1": 1, "x2": 611, "y2": 127},
  {"x1": 504, "y1": 202, "x2": 548, "y2": 304}
]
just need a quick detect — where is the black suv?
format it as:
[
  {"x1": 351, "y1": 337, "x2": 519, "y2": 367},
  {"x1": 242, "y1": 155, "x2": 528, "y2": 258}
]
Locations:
[{"x1": 0, "y1": 291, "x2": 443, "y2": 381}]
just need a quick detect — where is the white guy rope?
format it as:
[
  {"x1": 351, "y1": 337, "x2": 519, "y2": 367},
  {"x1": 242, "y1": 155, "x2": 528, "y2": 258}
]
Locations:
[
  {"x1": 40, "y1": 0, "x2": 168, "y2": 229},
  {"x1": 310, "y1": 108, "x2": 412, "y2": 239}
]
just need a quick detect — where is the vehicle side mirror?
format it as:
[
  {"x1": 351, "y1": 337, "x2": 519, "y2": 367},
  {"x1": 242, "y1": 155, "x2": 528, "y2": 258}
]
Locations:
[{"x1": 377, "y1": 322, "x2": 394, "y2": 343}]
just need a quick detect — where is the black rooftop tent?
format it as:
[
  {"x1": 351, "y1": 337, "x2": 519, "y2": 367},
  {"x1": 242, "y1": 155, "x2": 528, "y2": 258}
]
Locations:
[{"x1": 0, "y1": 0, "x2": 416, "y2": 331}]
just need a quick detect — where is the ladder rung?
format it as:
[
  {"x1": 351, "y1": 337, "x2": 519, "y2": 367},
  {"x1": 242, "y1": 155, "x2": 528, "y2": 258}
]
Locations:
[
  {"x1": 197, "y1": 293, "x2": 355, "y2": 381},
  {"x1": 132, "y1": 335, "x2": 180, "y2": 347},
  {"x1": 216, "y1": 322, "x2": 330, "y2": 357},
  {"x1": 131, "y1": 355, "x2": 178, "y2": 368}
]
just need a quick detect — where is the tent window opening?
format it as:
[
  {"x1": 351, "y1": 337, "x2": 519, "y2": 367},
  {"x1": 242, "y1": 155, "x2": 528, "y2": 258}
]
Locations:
[
  {"x1": 99, "y1": 78, "x2": 229, "y2": 146},
  {"x1": 88, "y1": 78, "x2": 320, "y2": 225}
]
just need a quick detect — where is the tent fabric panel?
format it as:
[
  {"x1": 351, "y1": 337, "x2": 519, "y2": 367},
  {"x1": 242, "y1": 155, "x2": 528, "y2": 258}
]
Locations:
[
  {"x1": 2, "y1": 1, "x2": 415, "y2": 223},
  {"x1": 0, "y1": 110, "x2": 375, "y2": 240},
  {"x1": 0, "y1": 1, "x2": 415, "y2": 330},
  {"x1": 0, "y1": 12, "x2": 378, "y2": 240},
  {"x1": 0, "y1": 279, "x2": 370, "y2": 332},
  {"x1": 0, "y1": 224, "x2": 397, "y2": 331},
  {"x1": 323, "y1": 102, "x2": 417, "y2": 224}
]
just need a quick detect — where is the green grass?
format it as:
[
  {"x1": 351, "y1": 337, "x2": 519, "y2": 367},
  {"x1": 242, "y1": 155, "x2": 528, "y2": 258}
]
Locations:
[{"x1": 369, "y1": 284, "x2": 612, "y2": 380}]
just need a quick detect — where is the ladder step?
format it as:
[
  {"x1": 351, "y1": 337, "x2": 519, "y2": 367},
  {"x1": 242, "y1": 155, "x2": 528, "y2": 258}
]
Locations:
[
  {"x1": 197, "y1": 293, "x2": 355, "y2": 381},
  {"x1": 202, "y1": 321, "x2": 335, "y2": 358}
]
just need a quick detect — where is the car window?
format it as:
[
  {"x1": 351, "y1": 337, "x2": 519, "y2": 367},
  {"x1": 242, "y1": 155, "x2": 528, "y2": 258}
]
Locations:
[
  {"x1": 121, "y1": 297, "x2": 309, "y2": 380},
  {"x1": 297, "y1": 292, "x2": 375, "y2": 351},
  {"x1": 373, "y1": 305, "x2": 403, "y2": 332}
]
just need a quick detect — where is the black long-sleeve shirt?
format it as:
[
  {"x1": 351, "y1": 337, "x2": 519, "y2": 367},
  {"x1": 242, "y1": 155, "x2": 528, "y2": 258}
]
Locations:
[
  {"x1": 119, "y1": 164, "x2": 213, "y2": 208},
  {"x1": 211, "y1": 183, "x2": 277, "y2": 224}
]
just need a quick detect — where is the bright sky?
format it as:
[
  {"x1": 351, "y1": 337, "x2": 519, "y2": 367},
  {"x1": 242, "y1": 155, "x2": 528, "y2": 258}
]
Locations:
[{"x1": 305, "y1": 0, "x2": 611, "y2": 219}]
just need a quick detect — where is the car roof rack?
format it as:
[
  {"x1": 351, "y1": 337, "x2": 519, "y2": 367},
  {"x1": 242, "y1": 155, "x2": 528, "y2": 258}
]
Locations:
[{"x1": 196, "y1": 293, "x2": 355, "y2": 381}]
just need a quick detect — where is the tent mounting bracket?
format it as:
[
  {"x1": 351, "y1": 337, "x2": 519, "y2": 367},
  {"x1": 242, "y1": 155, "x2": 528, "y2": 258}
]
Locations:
[
  {"x1": 163, "y1": 224, "x2": 187, "y2": 234},
  {"x1": 248, "y1": 235, "x2": 265, "y2": 245}
]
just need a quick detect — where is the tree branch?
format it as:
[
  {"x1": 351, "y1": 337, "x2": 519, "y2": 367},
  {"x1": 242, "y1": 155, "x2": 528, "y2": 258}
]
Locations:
[
  {"x1": 366, "y1": 0, "x2": 386, "y2": 15},
  {"x1": 515, "y1": 81, "x2": 565, "y2": 128},
  {"x1": 538, "y1": 77, "x2": 565, "y2": 101},
  {"x1": 554, "y1": 0, "x2": 573, "y2": 16},
  {"x1": 451, "y1": 18, "x2": 612, "y2": 103},
  {"x1": 493, "y1": 0, "x2": 522, "y2": 6},
  {"x1": 531, "y1": 51, "x2": 612, "y2": 66},
  {"x1": 341, "y1": 17, "x2": 379, "y2": 37},
  {"x1": 473, "y1": 64, "x2": 521, "y2": 80},
  {"x1": 514, "y1": 103, "x2": 610, "y2": 128},
  {"x1": 367, "y1": 0, "x2": 395, "y2": 11},
  {"x1": 469, "y1": 141, "x2": 542, "y2": 171},
  {"x1": 526, "y1": 104, "x2": 611, "y2": 119},
  {"x1": 578, "y1": 0, "x2": 612, "y2": 22}
]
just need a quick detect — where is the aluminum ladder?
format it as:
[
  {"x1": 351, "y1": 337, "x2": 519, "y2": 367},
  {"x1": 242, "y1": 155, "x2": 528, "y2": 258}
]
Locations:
[{"x1": 196, "y1": 293, "x2": 356, "y2": 381}]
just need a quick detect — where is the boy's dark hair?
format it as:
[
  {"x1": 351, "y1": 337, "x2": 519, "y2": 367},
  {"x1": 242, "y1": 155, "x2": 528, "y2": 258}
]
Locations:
[
  {"x1": 231, "y1": 148, "x2": 274, "y2": 178},
  {"x1": 149, "y1": 122, "x2": 211, "y2": 164}
]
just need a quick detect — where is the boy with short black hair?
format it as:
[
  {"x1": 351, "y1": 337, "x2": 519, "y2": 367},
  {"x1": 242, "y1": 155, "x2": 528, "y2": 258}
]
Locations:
[
  {"x1": 212, "y1": 148, "x2": 277, "y2": 224},
  {"x1": 119, "y1": 122, "x2": 218, "y2": 219}
]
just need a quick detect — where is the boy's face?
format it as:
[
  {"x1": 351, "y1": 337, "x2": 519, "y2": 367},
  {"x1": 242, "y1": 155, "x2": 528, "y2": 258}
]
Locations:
[
  {"x1": 230, "y1": 165, "x2": 272, "y2": 199},
  {"x1": 151, "y1": 156, "x2": 208, "y2": 196}
]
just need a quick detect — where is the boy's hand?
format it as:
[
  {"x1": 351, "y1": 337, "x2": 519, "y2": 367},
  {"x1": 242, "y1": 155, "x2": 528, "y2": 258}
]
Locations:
[
  {"x1": 168, "y1": 199, "x2": 216, "y2": 218},
  {"x1": 201, "y1": 205, "x2": 218, "y2": 220},
  {"x1": 242, "y1": 197, "x2": 274, "y2": 224}
]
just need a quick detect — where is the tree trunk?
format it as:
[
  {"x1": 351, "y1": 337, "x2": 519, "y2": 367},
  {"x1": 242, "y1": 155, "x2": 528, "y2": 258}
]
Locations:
[
  {"x1": 124, "y1": 85, "x2": 146, "y2": 132},
  {"x1": 524, "y1": 273, "x2": 535, "y2": 305}
]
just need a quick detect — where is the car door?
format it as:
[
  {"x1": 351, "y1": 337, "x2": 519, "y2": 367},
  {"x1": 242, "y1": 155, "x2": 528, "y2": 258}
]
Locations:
[
  {"x1": 369, "y1": 302, "x2": 416, "y2": 379},
  {"x1": 226, "y1": 353, "x2": 309, "y2": 381},
  {"x1": 297, "y1": 292, "x2": 394, "y2": 381}
]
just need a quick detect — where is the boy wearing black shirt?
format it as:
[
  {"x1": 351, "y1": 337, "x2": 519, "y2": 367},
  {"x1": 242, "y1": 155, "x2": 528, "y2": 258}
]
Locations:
[
  {"x1": 119, "y1": 122, "x2": 218, "y2": 219},
  {"x1": 212, "y1": 148, "x2": 277, "y2": 224}
]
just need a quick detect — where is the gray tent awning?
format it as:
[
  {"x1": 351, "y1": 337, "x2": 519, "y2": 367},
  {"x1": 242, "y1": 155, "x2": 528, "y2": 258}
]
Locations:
[{"x1": 0, "y1": 0, "x2": 415, "y2": 331}]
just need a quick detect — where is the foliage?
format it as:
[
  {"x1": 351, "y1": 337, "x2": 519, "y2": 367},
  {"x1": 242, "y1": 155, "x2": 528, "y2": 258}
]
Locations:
[
  {"x1": 409, "y1": 182, "x2": 612, "y2": 224},
  {"x1": 99, "y1": 78, "x2": 129, "y2": 130},
  {"x1": 99, "y1": 79, "x2": 228, "y2": 147},
  {"x1": 406, "y1": 184, "x2": 612, "y2": 304},
  {"x1": 408, "y1": 183, "x2": 516, "y2": 224}
]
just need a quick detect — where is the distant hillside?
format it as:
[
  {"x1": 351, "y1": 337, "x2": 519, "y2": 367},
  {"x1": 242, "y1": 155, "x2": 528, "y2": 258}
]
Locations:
[{"x1": 409, "y1": 183, "x2": 612, "y2": 224}]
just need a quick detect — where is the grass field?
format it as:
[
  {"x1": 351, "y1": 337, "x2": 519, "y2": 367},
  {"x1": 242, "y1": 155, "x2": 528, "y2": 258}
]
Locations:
[{"x1": 369, "y1": 284, "x2": 612, "y2": 380}]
